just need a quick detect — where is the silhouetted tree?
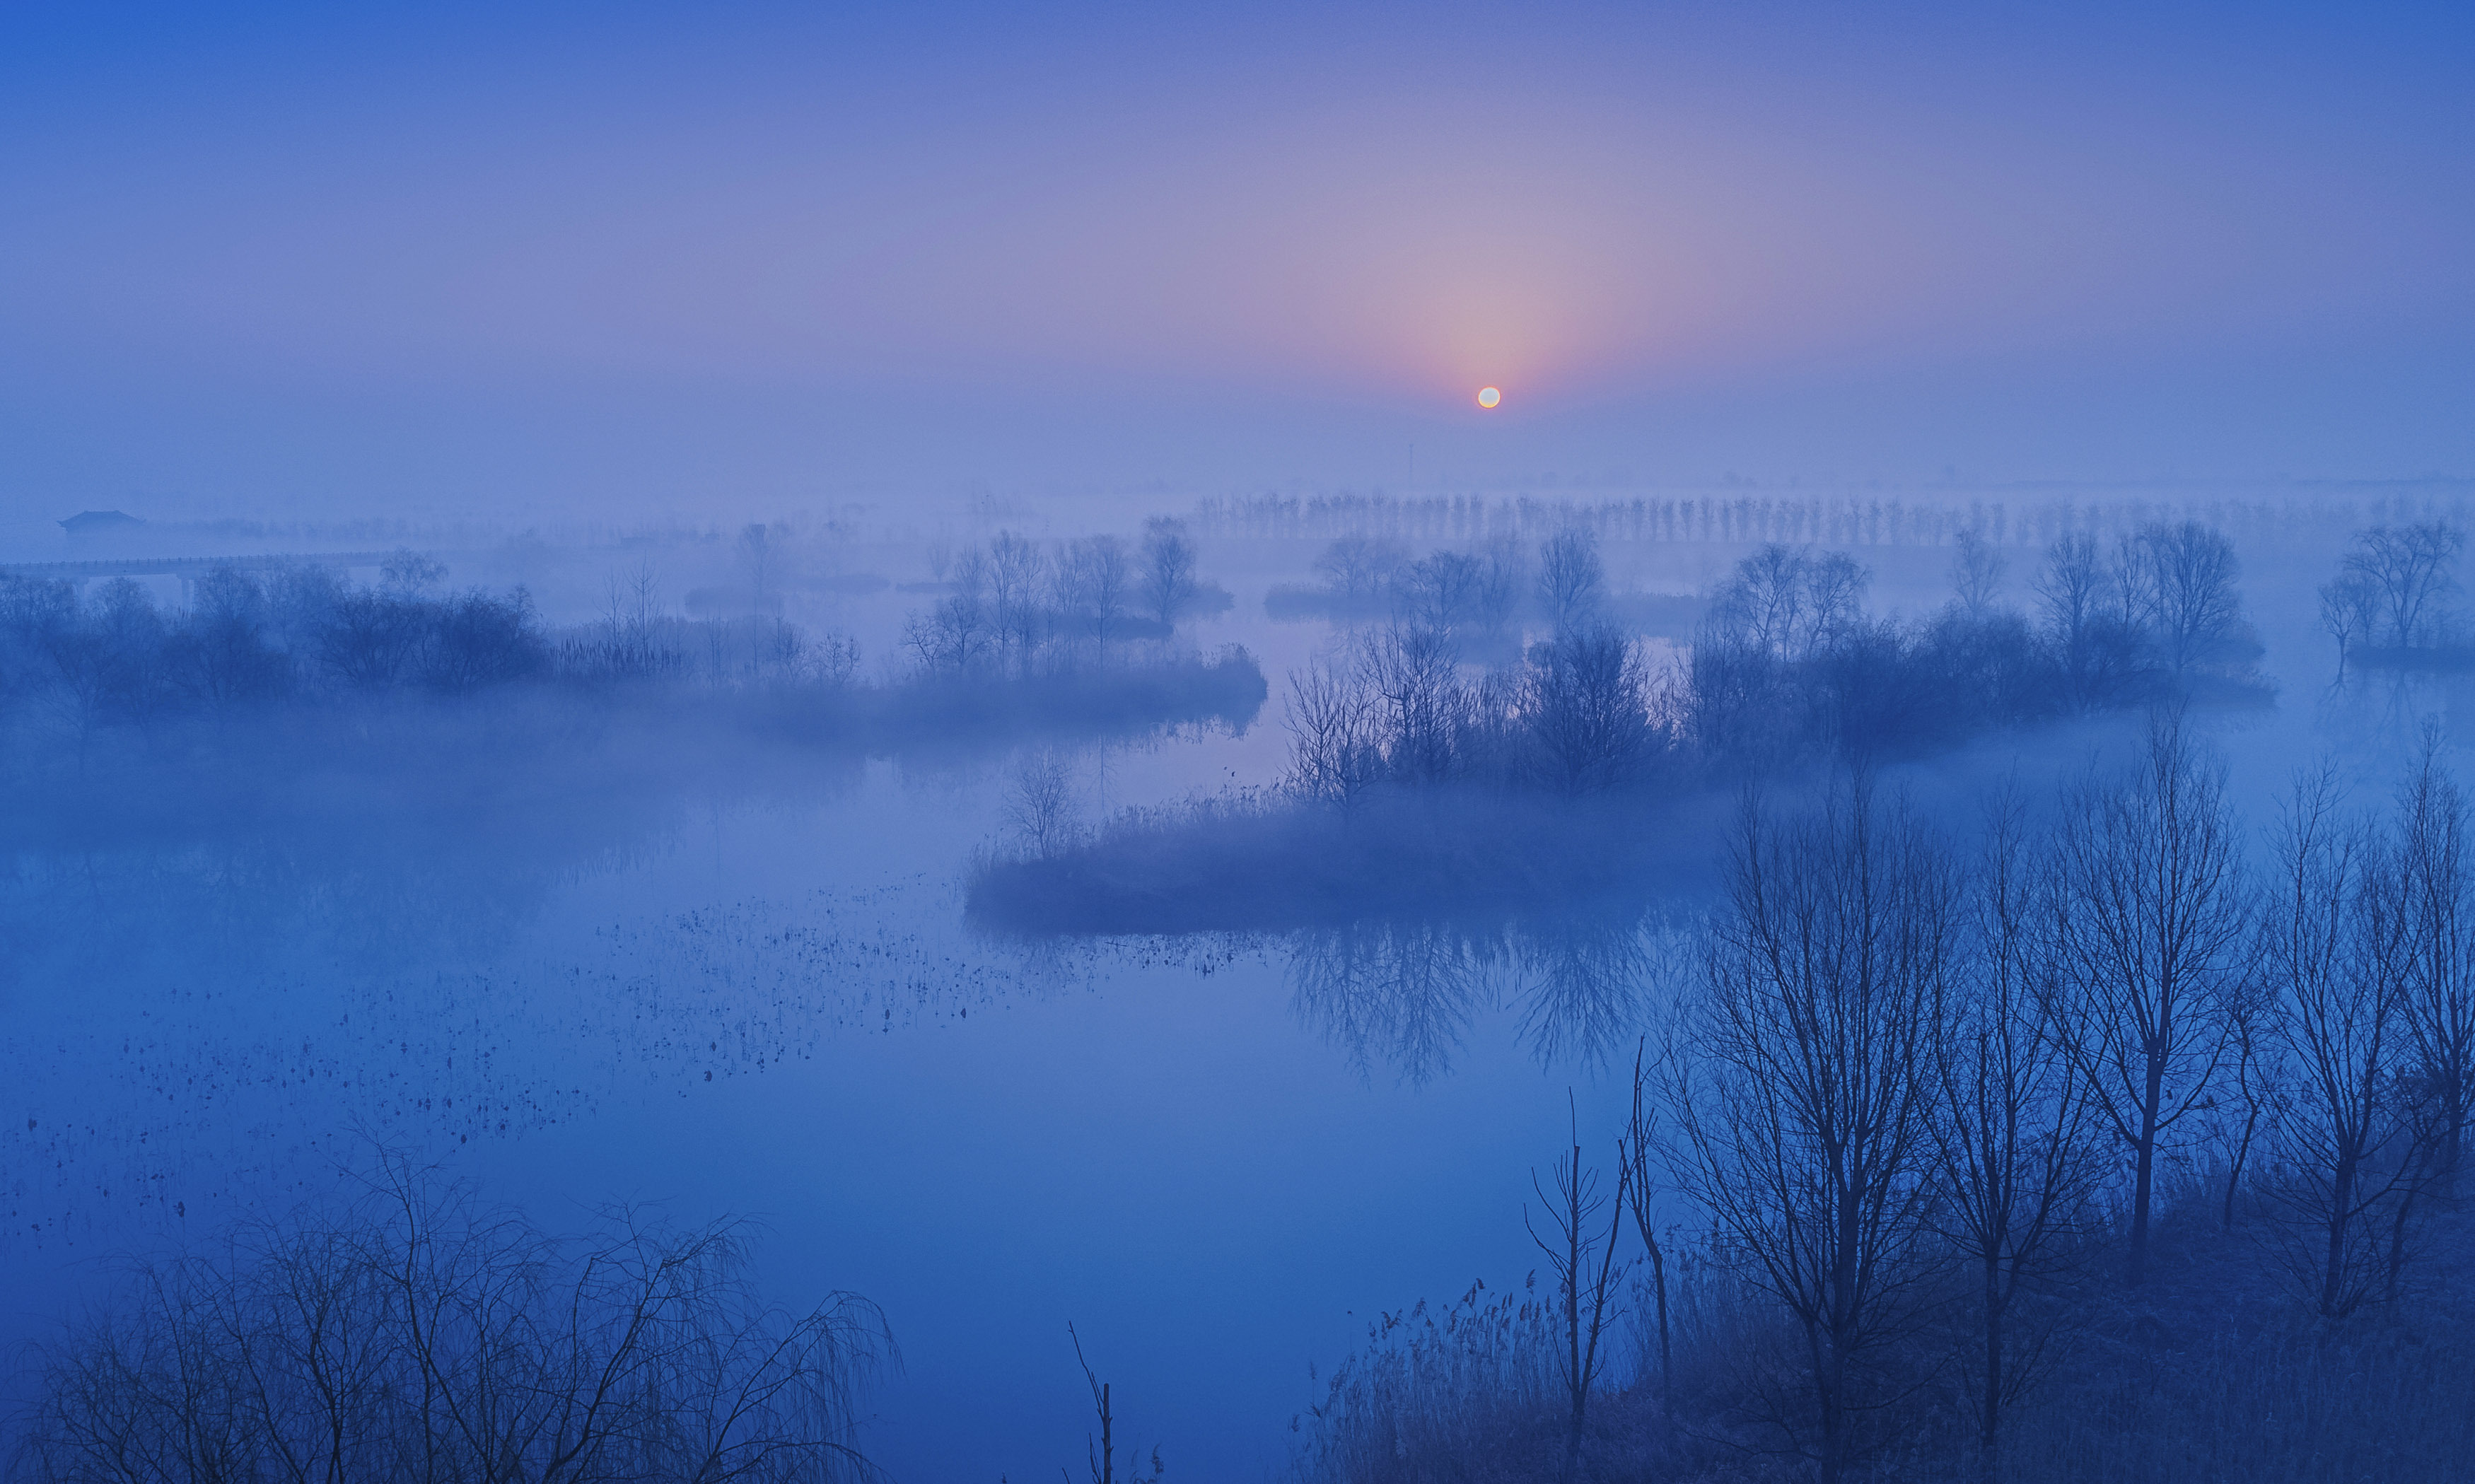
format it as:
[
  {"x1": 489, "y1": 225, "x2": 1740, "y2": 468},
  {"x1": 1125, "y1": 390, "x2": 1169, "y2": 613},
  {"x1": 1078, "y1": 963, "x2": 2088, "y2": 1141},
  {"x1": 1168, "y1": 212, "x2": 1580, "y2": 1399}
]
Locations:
[
  {"x1": 1059, "y1": 536, "x2": 1133, "y2": 658},
  {"x1": 1621, "y1": 1040, "x2": 1676, "y2": 1425},
  {"x1": 2047, "y1": 713, "x2": 2250, "y2": 1286},
  {"x1": 1396, "y1": 551, "x2": 1486, "y2": 633},
  {"x1": 1311, "y1": 537, "x2": 1406, "y2": 609},
  {"x1": 2397, "y1": 735, "x2": 2475, "y2": 1202},
  {"x1": 2118, "y1": 522, "x2": 2253, "y2": 681},
  {"x1": 1520, "y1": 625, "x2": 1656, "y2": 793},
  {"x1": 1527, "y1": 1103, "x2": 1628, "y2": 1482},
  {"x1": 2257, "y1": 766, "x2": 2425, "y2": 1317},
  {"x1": 906, "y1": 547, "x2": 994, "y2": 673},
  {"x1": 1537, "y1": 527, "x2": 1607, "y2": 635},
  {"x1": 1283, "y1": 657, "x2": 1381, "y2": 805},
  {"x1": 170, "y1": 565, "x2": 291, "y2": 706},
  {"x1": 2032, "y1": 533, "x2": 2143, "y2": 711},
  {"x1": 1951, "y1": 528, "x2": 2006, "y2": 619},
  {"x1": 1138, "y1": 517, "x2": 1201, "y2": 633},
  {"x1": 2319, "y1": 522, "x2": 2462, "y2": 660},
  {"x1": 1667, "y1": 783, "x2": 1952, "y2": 1483},
  {"x1": 1930, "y1": 793, "x2": 2098, "y2": 1482},
  {"x1": 1364, "y1": 625, "x2": 1465, "y2": 785},
  {"x1": 989, "y1": 532, "x2": 1047, "y2": 672}
]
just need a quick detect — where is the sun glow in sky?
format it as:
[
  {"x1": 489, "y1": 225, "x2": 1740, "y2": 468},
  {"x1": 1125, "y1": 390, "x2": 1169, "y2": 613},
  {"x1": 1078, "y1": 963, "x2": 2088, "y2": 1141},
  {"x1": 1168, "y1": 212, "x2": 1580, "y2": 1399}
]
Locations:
[
  {"x1": 1, "y1": 1, "x2": 2471, "y2": 503},
  {"x1": 1477, "y1": 387, "x2": 1501, "y2": 409}
]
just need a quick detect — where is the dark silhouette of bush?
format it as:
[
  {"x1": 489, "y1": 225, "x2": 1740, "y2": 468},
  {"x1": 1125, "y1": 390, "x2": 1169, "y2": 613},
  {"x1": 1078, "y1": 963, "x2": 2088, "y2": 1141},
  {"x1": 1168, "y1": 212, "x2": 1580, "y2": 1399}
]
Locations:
[{"x1": 9, "y1": 1152, "x2": 890, "y2": 1484}]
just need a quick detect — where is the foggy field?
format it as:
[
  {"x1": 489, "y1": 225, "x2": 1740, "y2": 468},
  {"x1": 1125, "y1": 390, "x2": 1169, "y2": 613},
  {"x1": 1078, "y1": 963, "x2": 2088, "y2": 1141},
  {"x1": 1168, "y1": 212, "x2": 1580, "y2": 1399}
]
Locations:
[{"x1": 9, "y1": 5, "x2": 2475, "y2": 1479}]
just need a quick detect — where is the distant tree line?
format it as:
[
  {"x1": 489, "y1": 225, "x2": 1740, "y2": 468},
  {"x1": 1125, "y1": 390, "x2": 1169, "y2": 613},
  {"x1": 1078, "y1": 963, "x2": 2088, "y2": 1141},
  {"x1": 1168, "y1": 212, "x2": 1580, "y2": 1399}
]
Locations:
[
  {"x1": 1281, "y1": 521, "x2": 2264, "y2": 807},
  {"x1": 0, "y1": 522, "x2": 1254, "y2": 761},
  {"x1": 904, "y1": 518, "x2": 1231, "y2": 675},
  {"x1": 1298, "y1": 722, "x2": 2475, "y2": 1484},
  {"x1": 0, "y1": 554, "x2": 554, "y2": 738},
  {"x1": 1194, "y1": 488, "x2": 2468, "y2": 551}
]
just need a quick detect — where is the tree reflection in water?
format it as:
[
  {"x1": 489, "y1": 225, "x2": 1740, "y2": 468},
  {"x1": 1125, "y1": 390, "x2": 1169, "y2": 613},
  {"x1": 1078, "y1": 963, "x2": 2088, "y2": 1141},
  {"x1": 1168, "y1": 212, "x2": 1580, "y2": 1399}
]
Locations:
[
  {"x1": 2314, "y1": 665, "x2": 2471, "y2": 766},
  {"x1": 1283, "y1": 906, "x2": 1670, "y2": 1082}
]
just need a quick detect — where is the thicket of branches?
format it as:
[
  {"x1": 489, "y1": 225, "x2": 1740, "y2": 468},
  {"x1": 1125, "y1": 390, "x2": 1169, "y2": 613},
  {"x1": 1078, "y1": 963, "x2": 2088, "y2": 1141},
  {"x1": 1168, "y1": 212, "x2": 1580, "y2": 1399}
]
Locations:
[
  {"x1": 1297, "y1": 720, "x2": 2475, "y2": 1484},
  {"x1": 7, "y1": 1152, "x2": 892, "y2": 1484}
]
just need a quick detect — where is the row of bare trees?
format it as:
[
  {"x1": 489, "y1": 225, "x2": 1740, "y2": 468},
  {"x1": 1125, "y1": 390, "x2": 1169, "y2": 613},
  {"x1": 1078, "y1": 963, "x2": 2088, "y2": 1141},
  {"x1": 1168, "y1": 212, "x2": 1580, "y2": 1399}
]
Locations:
[
  {"x1": 1636, "y1": 717, "x2": 2475, "y2": 1482},
  {"x1": 907, "y1": 520, "x2": 1215, "y2": 674}
]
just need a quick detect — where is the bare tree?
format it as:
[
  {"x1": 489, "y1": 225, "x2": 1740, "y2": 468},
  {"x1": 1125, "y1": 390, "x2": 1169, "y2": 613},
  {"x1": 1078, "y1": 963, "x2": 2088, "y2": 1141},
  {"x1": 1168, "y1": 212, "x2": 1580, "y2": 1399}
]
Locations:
[
  {"x1": 1059, "y1": 536, "x2": 1132, "y2": 659},
  {"x1": 1951, "y1": 528, "x2": 2007, "y2": 619},
  {"x1": 1621, "y1": 1039, "x2": 1675, "y2": 1424},
  {"x1": 1002, "y1": 749, "x2": 1081, "y2": 860},
  {"x1": 1520, "y1": 625, "x2": 1655, "y2": 794},
  {"x1": 1312, "y1": 537, "x2": 1405, "y2": 607},
  {"x1": 2397, "y1": 733, "x2": 2475, "y2": 1203},
  {"x1": 1527, "y1": 1099, "x2": 1629, "y2": 1483},
  {"x1": 582, "y1": 564, "x2": 684, "y2": 681},
  {"x1": 2322, "y1": 522, "x2": 2464, "y2": 653},
  {"x1": 987, "y1": 532, "x2": 1047, "y2": 672},
  {"x1": 2318, "y1": 568, "x2": 2381, "y2": 679},
  {"x1": 2032, "y1": 533, "x2": 2136, "y2": 711},
  {"x1": 1930, "y1": 792, "x2": 2097, "y2": 1483},
  {"x1": 2257, "y1": 766, "x2": 2426, "y2": 1317},
  {"x1": 1063, "y1": 1324, "x2": 1164, "y2": 1484},
  {"x1": 904, "y1": 547, "x2": 992, "y2": 674},
  {"x1": 1471, "y1": 540, "x2": 1525, "y2": 638},
  {"x1": 1396, "y1": 551, "x2": 1486, "y2": 633},
  {"x1": 1363, "y1": 624, "x2": 1465, "y2": 785},
  {"x1": 1136, "y1": 518, "x2": 1200, "y2": 633},
  {"x1": 172, "y1": 564, "x2": 291, "y2": 706},
  {"x1": 2117, "y1": 522, "x2": 2250, "y2": 679},
  {"x1": 1706, "y1": 545, "x2": 1868, "y2": 661},
  {"x1": 1537, "y1": 527, "x2": 1607, "y2": 635},
  {"x1": 2047, "y1": 711, "x2": 2250, "y2": 1285},
  {"x1": 1282, "y1": 657, "x2": 1380, "y2": 806},
  {"x1": 738, "y1": 523, "x2": 776, "y2": 611},
  {"x1": 1666, "y1": 782, "x2": 1953, "y2": 1484}
]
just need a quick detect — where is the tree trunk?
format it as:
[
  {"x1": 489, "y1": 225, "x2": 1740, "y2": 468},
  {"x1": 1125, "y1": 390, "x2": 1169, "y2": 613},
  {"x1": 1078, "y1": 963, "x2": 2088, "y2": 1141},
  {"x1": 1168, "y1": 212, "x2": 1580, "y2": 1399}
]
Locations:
[
  {"x1": 2223, "y1": 1094, "x2": 2260, "y2": 1229},
  {"x1": 1653, "y1": 1244, "x2": 1672, "y2": 1424},
  {"x1": 1979, "y1": 1254, "x2": 2003, "y2": 1484},
  {"x1": 2129, "y1": 1055, "x2": 2166, "y2": 1286},
  {"x1": 2386, "y1": 1180, "x2": 2420, "y2": 1303},
  {"x1": 2321, "y1": 1156, "x2": 2355, "y2": 1317}
]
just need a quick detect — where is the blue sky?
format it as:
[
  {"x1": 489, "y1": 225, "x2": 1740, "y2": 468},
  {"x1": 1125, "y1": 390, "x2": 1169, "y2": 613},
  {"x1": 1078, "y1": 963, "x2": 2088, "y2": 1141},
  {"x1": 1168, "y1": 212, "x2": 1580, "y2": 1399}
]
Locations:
[{"x1": 4, "y1": 2, "x2": 2471, "y2": 514}]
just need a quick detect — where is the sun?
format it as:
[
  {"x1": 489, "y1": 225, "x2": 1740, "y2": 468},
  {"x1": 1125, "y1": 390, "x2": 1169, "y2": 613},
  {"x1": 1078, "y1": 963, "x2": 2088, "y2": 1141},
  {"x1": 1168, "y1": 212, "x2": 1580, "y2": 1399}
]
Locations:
[{"x1": 1476, "y1": 386, "x2": 1501, "y2": 409}]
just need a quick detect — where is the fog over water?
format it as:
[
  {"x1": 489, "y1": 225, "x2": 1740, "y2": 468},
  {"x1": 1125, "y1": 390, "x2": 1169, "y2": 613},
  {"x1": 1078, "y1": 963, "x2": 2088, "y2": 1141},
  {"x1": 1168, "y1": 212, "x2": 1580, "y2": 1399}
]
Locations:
[
  {"x1": 6, "y1": 485, "x2": 2472, "y2": 1480},
  {"x1": 7, "y1": 6, "x2": 2474, "y2": 1478}
]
